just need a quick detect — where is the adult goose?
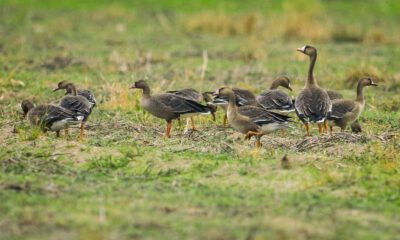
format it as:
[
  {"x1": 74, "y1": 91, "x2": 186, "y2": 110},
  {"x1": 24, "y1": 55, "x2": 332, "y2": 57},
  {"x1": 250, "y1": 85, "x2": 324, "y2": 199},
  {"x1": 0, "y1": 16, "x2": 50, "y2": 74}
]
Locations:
[
  {"x1": 54, "y1": 80, "x2": 97, "y2": 109},
  {"x1": 130, "y1": 80, "x2": 211, "y2": 138},
  {"x1": 327, "y1": 89, "x2": 362, "y2": 133},
  {"x1": 54, "y1": 83, "x2": 94, "y2": 139},
  {"x1": 256, "y1": 76, "x2": 294, "y2": 112},
  {"x1": 21, "y1": 100, "x2": 84, "y2": 137},
  {"x1": 328, "y1": 77, "x2": 377, "y2": 132},
  {"x1": 214, "y1": 87, "x2": 291, "y2": 148},
  {"x1": 211, "y1": 87, "x2": 256, "y2": 127},
  {"x1": 295, "y1": 45, "x2": 332, "y2": 135},
  {"x1": 166, "y1": 88, "x2": 217, "y2": 130}
]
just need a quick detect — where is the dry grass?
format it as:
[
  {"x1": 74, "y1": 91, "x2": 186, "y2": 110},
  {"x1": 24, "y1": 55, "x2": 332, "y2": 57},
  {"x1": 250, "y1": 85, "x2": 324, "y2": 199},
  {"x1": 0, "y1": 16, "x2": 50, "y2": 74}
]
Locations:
[
  {"x1": 276, "y1": 1, "x2": 330, "y2": 42},
  {"x1": 101, "y1": 82, "x2": 138, "y2": 111},
  {"x1": 183, "y1": 12, "x2": 262, "y2": 37},
  {"x1": 344, "y1": 65, "x2": 386, "y2": 87}
]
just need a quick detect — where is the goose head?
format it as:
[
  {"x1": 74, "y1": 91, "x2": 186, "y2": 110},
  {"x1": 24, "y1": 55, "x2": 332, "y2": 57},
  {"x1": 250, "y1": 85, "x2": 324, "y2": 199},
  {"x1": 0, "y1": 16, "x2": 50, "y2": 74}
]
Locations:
[
  {"x1": 360, "y1": 76, "x2": 378, "y2": 87},
  {"x1": 213, "y1": 87, "x2": 234, "y2": 98},
  {"x1": 273, "y1": 76, "x2": 292, "y2": 91},
  {"x1": 53, "y1": 80, "x2": 69, "y2": 92},
  {"x1": 129, "y1": 80, "x2": 148, "y2": 90},
  {"x1": 297, "y1": 45, "x2": 317, "y2": 56},
  {"x1": 21, "y1": 100, "x2": 35, "y2": 116}
]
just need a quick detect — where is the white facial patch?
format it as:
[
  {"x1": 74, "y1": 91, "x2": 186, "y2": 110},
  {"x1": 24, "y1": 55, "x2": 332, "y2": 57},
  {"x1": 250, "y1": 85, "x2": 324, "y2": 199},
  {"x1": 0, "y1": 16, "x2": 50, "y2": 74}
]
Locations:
[{"x1": 297, "y1": 46, "x2": 306, "y2": 52}]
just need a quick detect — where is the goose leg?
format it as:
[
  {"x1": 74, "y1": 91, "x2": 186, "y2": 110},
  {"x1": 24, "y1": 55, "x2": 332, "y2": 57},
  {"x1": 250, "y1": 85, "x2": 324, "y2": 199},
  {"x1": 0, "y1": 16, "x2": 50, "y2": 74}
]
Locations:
[
  {"x1": 323, "y1": 120, "x2": 328, "y2": 133},
  {"x1": 304, "y1": 123, "x2": 310, "y2": 136},
  {"x1": 166, "y1": 121, "x2": 172, "y2": 138},
  {"x1": 177, "y1": 118, "x2": 182, "y2": 128},
  {"x1": 56, "y1": 131, "x2": 60, "y2": 138},
  {"x1": 245, "y1": 130, "x2": 263, "y2": 147},
  {"x1": 317, "y1": 123, "x2": 323, "y2": 134},
  {"x1": 183, "y1": 118, "x2": 190, "y2": 134},
  {"x1": 256, "y1": 136, "x2": 262, "y2": 148},
  {"x1": 330, "y1": 126, "x2": 333, "y2": 135},
  {"x1": 64, "y1": 128, "x2": 69, "y2": 140},
  {"x1": 223, "y1": 114, "x2": 228, "y2": 128},
  {"x1": 80, "y1": 122, "x2": 85, "y2": 140},
  {"x1": 211, "y1": 111, "x2": 216, "y2": 122},
  {"x1": 190, "y1": 117, "x2": 197, "y2": 130}
]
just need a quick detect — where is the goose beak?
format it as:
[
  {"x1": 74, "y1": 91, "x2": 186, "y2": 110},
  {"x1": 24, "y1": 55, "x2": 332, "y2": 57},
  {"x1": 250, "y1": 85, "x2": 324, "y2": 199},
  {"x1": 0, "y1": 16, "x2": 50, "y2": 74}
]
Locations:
[
  {"x1": 53, "y1": 87, "x2": 60, "y2": 92},
  {"x1": 371, "y1": 81, "x2": 378, "y2": 86},
  {"x1": 287, "y1": 84, "x2": 293, "y2": 91},
  {"x1": 297, "y1": 46, "x2": 306, "y2": 53},
  {"x1": 129, "y1": 84, "x2": 136, "y2": 89},
  {"x1": 212, "y1": 90, "x2": 219, "y2": 97}
]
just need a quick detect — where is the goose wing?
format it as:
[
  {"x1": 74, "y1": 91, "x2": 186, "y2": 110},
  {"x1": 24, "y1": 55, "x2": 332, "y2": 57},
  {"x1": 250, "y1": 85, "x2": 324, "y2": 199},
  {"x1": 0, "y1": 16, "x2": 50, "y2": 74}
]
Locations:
[
  {"x1": 238, "y1": 106, "x2": 291, "y2": 126},
  {"x1": 328, "y1": 99, "x2": 356, "y2": 120},
  {"x1": 326, "y1": 90, "x2": 343, "y2": 101},
  {"x1": 78, "y1": 89, "x2": 97, "y2": 106},
  {"x1": 166, "y1": 88, "x2": 202, "y2": 102},
  {"x1": 295, "y1": 88, "x2": 331, "y2": 123},
  {"x1": 233, "y1": 88, "x2": 256, "y2": 106},
  {"x1": 257, "y1": 90, "x2": 294, "y2": 111},
  {"x1": 156, "y1": 93, "x2": 210, "y2": 114},
  {"x1": 40, "y1": 105, "x2": 83, "y2": 128},
  {"x1": 60, "y1": 95, "x2": 92, "y2": 117}
]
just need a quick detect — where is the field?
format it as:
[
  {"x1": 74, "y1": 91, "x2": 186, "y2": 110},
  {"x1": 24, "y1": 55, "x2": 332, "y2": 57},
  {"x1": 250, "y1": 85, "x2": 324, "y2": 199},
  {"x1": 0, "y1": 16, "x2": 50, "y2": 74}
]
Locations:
[{"x1": 1, "y1": 0, "x2": 400, "y2": 239}]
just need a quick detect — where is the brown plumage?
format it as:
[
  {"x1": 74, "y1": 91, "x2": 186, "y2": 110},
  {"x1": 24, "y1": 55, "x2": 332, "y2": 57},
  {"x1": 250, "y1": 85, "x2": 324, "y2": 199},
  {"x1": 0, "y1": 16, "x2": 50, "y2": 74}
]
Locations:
[
  {"x1": 54, "y1": 83, "x2": 94, "y2": 139},
  {"x1": 166, "y1": 88, "x2": 217, "y2": 127},
  {"x1": 326, "y1": 90, "x2": 343, "y2": 100},
  {"x1": 21, "y1": 100, "x2": 84, "y2": 137},
  {"x1": 327, "y1": 89, "x2": 362, "y2": 133},
  {"x1": 211, "y1": 87, "x2": 256, "y2": 127},
  {"x1": 130, "y1": 80, "x2": 211, "y2": 138},
  {"x1": 295, "y1": 45, "x2": 332, "y2": 135},
  {"x1": 214, "y1": 87, "x2": 291, "y2": 148},
  {"x1": 257, "y1": 76, "x2": 294, "y2": 112},
  {"x1": 328, "y1": 77, "x2": 377, "y2": 132}
]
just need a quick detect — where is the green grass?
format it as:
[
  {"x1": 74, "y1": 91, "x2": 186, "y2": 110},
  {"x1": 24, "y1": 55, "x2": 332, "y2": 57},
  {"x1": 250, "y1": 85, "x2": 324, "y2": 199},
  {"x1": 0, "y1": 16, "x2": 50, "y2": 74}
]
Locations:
[{"x1": 1, "y1": 0, "x2": 400, "y2": 239}]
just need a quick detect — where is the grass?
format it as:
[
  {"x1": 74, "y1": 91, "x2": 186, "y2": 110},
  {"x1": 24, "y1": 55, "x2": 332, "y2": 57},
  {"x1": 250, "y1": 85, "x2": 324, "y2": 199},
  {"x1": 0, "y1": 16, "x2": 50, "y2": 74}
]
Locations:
[{"x1": 1, "y1": 0, "x2": 400, "y2": 239}]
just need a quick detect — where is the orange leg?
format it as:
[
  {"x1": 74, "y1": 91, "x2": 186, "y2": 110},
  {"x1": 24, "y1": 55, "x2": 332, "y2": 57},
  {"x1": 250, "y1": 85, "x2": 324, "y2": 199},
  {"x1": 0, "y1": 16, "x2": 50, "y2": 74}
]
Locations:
[
  {"x1": 166, "y1": 121, "x2": 172, "y2": 138},
  {"x1": 80, "y1": 122, "x2": 85, "y2": 140},
  {"x1": 190, "y1": 117, "x2": 196, "y2": 130},
  {"x1": 223, "y1": 114, "x2": 228, "y2": 127},
  {"x1": 317, "y1": 123, "x2": 323, "y2": 134},
  {"x1": 255, "y1": 136, "x2": 262, "y2": 148},
  {"x1": 304, "y1": 123, "x2": 310, "y2": 136},
  {"x1": 245, "y1": 130, "x2": 263, "y2": 148},
  {"x1": 324, "y1": 120, "x2": 328, "y2": 133}
]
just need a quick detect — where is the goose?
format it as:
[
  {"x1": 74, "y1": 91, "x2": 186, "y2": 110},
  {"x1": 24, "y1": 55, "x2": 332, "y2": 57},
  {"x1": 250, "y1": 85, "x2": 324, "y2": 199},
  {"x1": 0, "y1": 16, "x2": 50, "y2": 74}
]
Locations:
[
  {"x1": 21, "y1": 100, "x2": 84, "y2": 137},
  {"x1": 328, "y1": 77, "x2": 377, "y2": 132},
  {"x1": 213, "y1": 87, "x2": 291, "y2": 148},
  {"x1": 327, "y1": 89, "x2": 362, "y2": 133},
  {"x1": 211, "y1": 87, "x2": 256, "y2": 127},
  {"x1": 256, "y1": 76, "x2": 294, "y2": 112},
  {"x1": 295, "y1": 45, "x2": 332, "y2": 135},
  {"x1": 130, "y1": 80, "x2": 211, "y2": 138},
  {"x1": 54, "y1": 83, "x2": 94, "y2": 139},
  {"x1": 53, "y1": 80, "x2": 96, "y2": 109},
  {"x1": 166, "y1": 88, "x2": 217, "y2": 131}
]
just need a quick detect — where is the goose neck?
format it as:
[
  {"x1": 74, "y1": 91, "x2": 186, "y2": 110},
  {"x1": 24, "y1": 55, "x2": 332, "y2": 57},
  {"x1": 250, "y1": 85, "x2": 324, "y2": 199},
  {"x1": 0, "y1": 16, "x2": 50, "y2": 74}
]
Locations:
[{"x1": 306, "y1": 52, "x2": 317, "y2": 87}]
